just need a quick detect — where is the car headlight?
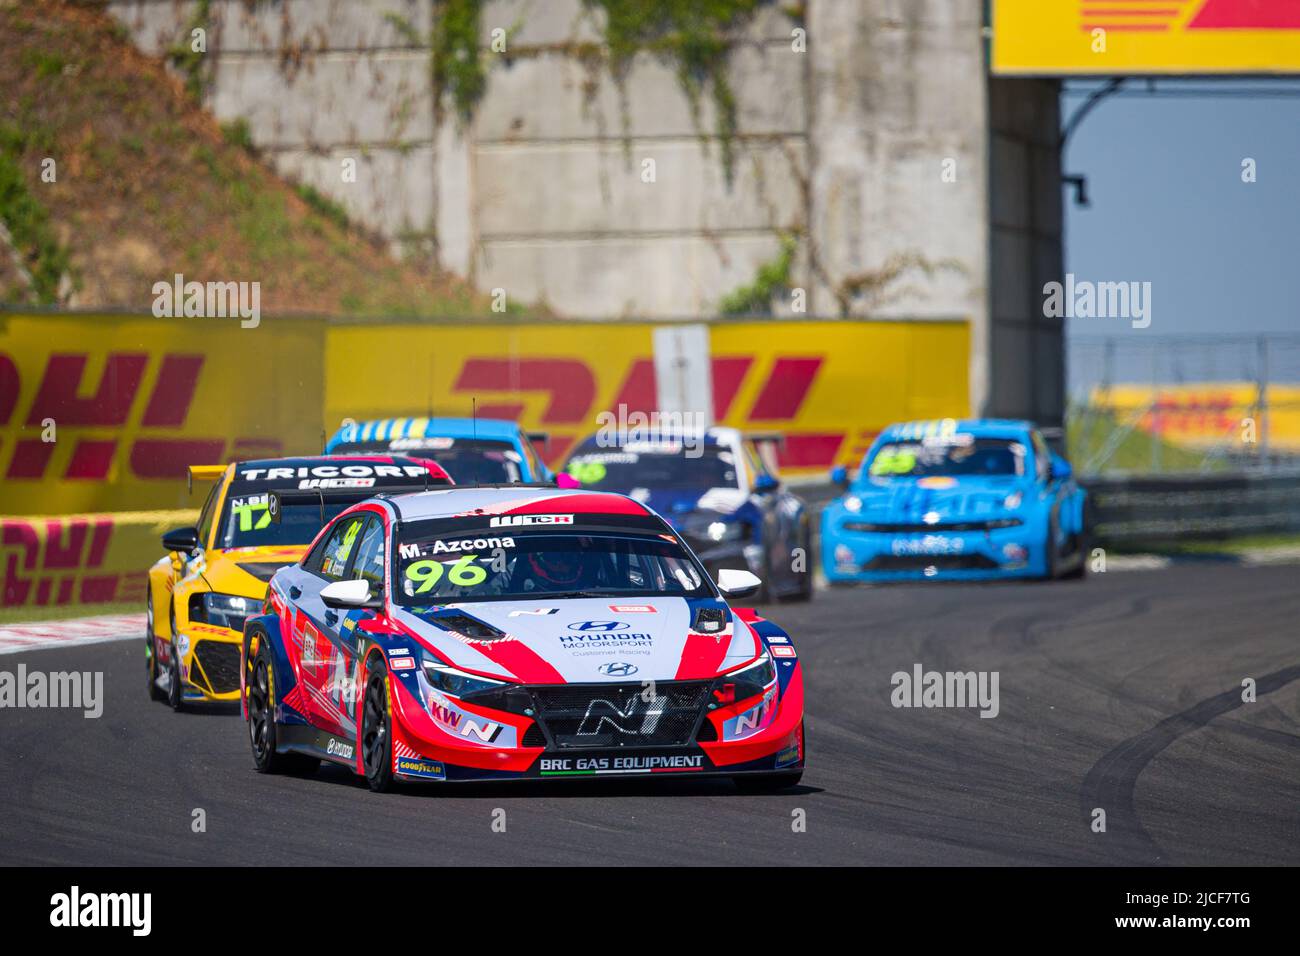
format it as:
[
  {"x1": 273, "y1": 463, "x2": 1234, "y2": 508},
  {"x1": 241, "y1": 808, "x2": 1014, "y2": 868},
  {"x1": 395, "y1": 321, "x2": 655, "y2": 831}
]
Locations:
[
  {"x1": 420, "y1": 648, "x2": 508, "y2": 699},
  {"x1": 1003, "y1": 492, "x2": 1023, "y2": 510},
  {"x1": 690, "y1": 516, "x2": 748, "y2": 543},
  {"x1": 191, "y1": 592, "x2": 252, "y2": 631},
  {"x1": 711, "y1": 651, "x2": 776, "y2": 707}
]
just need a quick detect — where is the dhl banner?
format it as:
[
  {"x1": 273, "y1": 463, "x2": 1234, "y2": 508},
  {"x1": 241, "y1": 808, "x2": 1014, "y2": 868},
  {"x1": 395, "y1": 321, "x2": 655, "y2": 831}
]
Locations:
[
  {"x1": 2, "y1": 312, "x2": 969, "y2": 512},
  {"x1": 0, "y1": 312, "x2": 324, "y2": 514},
  {"x1": 1091, "y1": 383, "x2": 1300, "y2": 451},
  {"x1": 325, "y1": 319, "x2": 970, "y2": 476},
  {"x1": 993, "y1": 0, "x2": 1300, "y2": 74},
  {"x1": 1, "y1": 510, "x2": 195, "y2": 611}
]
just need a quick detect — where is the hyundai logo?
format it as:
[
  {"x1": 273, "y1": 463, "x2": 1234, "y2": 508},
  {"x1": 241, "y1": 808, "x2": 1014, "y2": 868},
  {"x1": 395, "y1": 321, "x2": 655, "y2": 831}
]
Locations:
[
  {"x1": 597, "y1": 661, "x2": 639, "y2": 676},
  {"x1": 568, "y1": 620, "x2": 629, "y2": 632}
]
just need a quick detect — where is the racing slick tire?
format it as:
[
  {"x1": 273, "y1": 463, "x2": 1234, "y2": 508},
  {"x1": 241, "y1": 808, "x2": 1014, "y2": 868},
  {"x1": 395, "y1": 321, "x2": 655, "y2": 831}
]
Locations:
[
  {"x1": 1061, "y1": 502, "x2": 1094, "y2": 581},
  {"x1": 1043, "y1": 515, "x2": 1061, "y2": 581},
  {"x1": 166, "y1": 605, "x2": 185, "y2": 712},
  {"x1": 146, "y1": 591, "x2": 166, "y2": 702},
  {"x1": 361, "y1": 662, "x2": 395, "y2": 793},
  {"x1": 781, "y1": 519, "x2": 815, "y2": 603},
  {"x1": 246, "y1": 636, "x2": 320, "y2": 776}
]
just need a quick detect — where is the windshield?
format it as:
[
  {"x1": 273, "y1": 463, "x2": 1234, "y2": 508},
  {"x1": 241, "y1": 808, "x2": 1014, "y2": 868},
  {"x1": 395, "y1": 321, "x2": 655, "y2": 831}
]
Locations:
[
  {"x1": 217, "y1": 494, "x2": 351, "y2": 549},
  {"x1": 564, "y1": 445, "x2": 738, "y2": 492},
  {"x1": 394, "y1": 517, "x2": 711, "y2": 605},
  {"x1": 331, "y1": 438, "x2": 521, "y2": 484},
  {"x1": 865, "y1": 437, "x2": 1026, "y2": 479}
]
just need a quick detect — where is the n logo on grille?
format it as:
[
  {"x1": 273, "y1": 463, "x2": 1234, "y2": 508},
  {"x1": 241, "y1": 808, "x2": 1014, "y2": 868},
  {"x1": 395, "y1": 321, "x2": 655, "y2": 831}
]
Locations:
[{"x1": 576, "y1": 693, "x2": 666, "y2": 737}]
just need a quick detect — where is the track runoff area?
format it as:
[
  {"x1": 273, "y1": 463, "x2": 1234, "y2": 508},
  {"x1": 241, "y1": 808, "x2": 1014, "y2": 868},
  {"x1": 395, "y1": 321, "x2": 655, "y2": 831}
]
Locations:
[{"x1": 0, "y1": 559, "x2": 1295, "y2": 937}]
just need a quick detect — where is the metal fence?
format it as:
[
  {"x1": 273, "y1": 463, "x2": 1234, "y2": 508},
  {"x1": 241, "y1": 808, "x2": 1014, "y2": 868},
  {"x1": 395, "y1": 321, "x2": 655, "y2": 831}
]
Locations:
[
  {"x1": 1068, "y1": 334, "x2": 1300, "y2": 474},
  {"x1": 1081, "y1": 470, "x2": 1300, "y2": 543}
]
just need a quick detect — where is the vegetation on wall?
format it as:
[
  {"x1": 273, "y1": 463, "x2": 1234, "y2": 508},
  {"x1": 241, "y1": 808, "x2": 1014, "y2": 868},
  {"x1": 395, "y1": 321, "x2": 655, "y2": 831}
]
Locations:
[
  {"x1": 586, "y1": 0, "x2": 761, "y2": 182},
  {"x1": 718, "y1": 233, "x2": 796, "y2": 316},
  {"x1": 431, "y1": 0, "x2": 488, "y2": 124},
  {"x1": 0, "y1": 124, "x2": 73, "y2": 304}
]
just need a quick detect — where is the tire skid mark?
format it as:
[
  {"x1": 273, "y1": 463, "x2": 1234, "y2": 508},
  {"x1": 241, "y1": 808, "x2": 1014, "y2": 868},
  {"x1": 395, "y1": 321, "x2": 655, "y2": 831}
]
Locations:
[{"x1": 1080, "y1": 662, "x2": 1300, "y2": 864}]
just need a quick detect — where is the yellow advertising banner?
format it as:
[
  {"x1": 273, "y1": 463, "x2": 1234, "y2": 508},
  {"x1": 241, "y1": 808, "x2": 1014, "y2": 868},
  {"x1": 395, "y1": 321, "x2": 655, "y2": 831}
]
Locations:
[
  {"x1": 1091, "y1": 382, "x2": 1300, "y2": 451},
  {"x1": 993, "y1": 0, "x2": 1300, "y2": 74},
  {"x1": 1, "y1": 312, "x2": 970, "y2": 521},
  {"x1": 0, "y1": 312, "x2": 324, "y2": 514},
  {"x1": 325, "y1": 319, "x2": 971, "y2": 477},
  {"x1": 0, "y1": 509, "x2": 195, "y2": 611}
]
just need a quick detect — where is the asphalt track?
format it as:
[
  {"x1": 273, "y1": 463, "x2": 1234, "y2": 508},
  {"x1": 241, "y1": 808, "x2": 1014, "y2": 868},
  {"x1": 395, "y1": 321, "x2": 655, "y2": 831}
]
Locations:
[{"x1": 1, "y1": 562, "x2": 1296, "y2": 866}]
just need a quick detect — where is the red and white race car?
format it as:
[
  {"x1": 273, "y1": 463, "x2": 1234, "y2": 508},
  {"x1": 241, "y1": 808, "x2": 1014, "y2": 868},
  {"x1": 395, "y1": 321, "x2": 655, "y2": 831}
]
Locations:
[{"x1": 241, "y1": 485, "x2": 805, "y2": 790}]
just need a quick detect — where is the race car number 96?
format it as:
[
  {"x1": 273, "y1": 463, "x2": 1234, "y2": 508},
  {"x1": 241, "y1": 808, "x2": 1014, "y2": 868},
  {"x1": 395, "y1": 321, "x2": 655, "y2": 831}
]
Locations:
[{"x1": 404, "y1": 555, "x2": 488, "y2": 593}]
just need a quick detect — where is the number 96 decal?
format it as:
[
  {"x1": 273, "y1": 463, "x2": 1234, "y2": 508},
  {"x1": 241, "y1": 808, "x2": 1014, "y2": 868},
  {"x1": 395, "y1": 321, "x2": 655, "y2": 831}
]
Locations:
[{"x1": 404, "y1": 555, "x2": 489, "y2": 593}]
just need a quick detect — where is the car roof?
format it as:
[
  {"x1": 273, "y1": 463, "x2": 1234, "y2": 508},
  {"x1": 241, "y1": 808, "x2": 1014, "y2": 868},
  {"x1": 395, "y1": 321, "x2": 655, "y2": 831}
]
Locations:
[
  {"x1": 329, "y1": 417, "x2": 523, "y2": 446},
  {"x1": 380, "y1": 485, "x2": 652, "y2": 522},
  {"x1": 881, "y1": 418, "x2": 1036, "y2": 440},
  {"x1": 569, "y1": 425, "x2": 740, "y2": 452}
]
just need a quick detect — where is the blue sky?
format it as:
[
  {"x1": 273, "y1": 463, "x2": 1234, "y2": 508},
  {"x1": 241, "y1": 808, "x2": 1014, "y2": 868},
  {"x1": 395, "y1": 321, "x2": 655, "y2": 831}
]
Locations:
[{"x1": 1062, "y1": 80, "x2": 1300, "y2": 384}]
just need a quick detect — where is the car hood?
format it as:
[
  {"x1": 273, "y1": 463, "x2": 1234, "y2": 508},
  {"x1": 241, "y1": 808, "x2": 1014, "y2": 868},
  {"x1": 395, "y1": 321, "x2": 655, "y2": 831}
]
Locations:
[
  {"x1": 388, "y1": 596, "x2": 758, "y2": 684},
  {"x1": 846, "y1": 476, "x2": 1028, "y2": 522},
  {"x1": 628, "y1": 487, "x2": 748, "y2": 527},
  {"x1": 205, "y1": 545, "x2": 306, "y2": 597}
]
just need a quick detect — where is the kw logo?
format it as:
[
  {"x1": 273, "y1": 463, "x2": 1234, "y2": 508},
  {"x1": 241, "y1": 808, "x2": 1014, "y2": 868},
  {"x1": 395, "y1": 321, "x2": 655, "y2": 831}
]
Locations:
[{"x1": 429, "y1": 701, "x2": 502, "y2": 743}]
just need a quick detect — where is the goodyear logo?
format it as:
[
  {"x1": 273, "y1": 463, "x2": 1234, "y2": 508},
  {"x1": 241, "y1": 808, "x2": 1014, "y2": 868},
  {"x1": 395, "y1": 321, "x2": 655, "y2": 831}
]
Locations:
[{"x1": 397, "y1": 756, "x2": 446, "y2": 780}]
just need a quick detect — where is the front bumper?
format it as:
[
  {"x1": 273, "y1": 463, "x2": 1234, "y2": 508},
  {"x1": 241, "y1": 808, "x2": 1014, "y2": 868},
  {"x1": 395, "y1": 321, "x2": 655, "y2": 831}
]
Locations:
[
  {"x1": 821, "y1": 520, "x2": 1045, "y2": 582},
  {"x1": 177, "y1": 624, "x2": 244, "y2": 701},
  {"x1": 386, "y1": 661, "x2": 806, "y2": 783}
]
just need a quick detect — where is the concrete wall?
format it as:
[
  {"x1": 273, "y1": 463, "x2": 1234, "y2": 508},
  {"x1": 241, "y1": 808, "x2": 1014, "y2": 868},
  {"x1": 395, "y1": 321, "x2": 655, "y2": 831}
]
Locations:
[
  {"x1": 107, "y1": 0, "x2": 1063, "y2": 422},
  {"x1": 987, "y1": 77, "x2": 1066, "y2": 425}
]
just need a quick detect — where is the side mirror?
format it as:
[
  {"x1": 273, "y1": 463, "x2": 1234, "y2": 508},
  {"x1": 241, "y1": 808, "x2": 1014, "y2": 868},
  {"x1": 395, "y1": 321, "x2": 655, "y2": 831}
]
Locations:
[
  {"x1": 753, "y1": 473, "x2": 779, "y2": 494},
  {"x1": 1050, "y1": 455, "x2": 1073, "y2": 481},
  {"x1": 162, "y1": 527, "x2": 199, "y2": 553},
  {"x1": 830, "y1": 465, "x2": 848, "y2": 489},
  {"x1": 716, "y1": 568, "x2": 762, "y2": 599},
  {"x1": 320, "y1": 579, "x2": 382, "y2": 610}
]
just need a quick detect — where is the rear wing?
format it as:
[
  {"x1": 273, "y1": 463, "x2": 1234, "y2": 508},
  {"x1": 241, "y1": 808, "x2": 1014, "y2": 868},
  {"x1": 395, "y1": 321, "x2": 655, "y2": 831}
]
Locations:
[
  {"x1": 266, "y1": 483, "x2": 441, "y2": 524},
  {"x1": 187, "y1": 464, "x2": 227, "y2": 494}
]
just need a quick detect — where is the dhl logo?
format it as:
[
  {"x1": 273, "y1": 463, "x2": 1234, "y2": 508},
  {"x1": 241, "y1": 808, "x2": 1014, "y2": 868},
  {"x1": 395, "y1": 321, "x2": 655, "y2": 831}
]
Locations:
[
  {"x1": 1078, "y1": 0, "x2": 1300, "y2": 34},
  {"x1": 448, "y1": 354, "x2": 838, "y2": 467},
  {"x1": 0, "y1": 513, "x2": 161, "y2": 608},
  {"x1": 0, "y1": 351, "x2": 280, "y2": 482}
]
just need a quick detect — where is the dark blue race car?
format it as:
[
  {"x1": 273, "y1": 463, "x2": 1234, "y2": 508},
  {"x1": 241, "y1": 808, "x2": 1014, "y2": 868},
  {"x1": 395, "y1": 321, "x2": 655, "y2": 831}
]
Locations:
[
  {"x1": 562, "y1": 427, "x2": 814, "y2": 603},
  {"x1": 821, "y1": 418, "x2": 1090, "y2": 582}
]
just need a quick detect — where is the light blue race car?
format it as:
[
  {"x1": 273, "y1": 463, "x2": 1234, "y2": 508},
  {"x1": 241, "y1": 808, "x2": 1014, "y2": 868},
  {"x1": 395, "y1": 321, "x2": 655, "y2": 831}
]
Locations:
[
  {"x1": 821, "y1": 419, "x2": 1090, "y2": 582},
  {"x1": 324, "y1": 417, "x2": 553, "y2": 485}
]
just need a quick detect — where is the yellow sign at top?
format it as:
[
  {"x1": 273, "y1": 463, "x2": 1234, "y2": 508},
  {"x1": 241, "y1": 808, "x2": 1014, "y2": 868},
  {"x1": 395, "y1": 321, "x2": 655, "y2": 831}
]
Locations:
[{"x1": 993, "y1": 0, "x2": 1300, "y2": 75}]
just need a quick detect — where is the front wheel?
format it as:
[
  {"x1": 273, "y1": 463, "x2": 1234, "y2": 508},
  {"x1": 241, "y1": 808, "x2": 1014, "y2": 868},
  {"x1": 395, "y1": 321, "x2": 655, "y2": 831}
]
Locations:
[
  {"x1": 361, "y1": 665, "x2": 395, "y2": 793},
  {"x1": 782, "y1": 520, "x2": 815, "y2": 603},
  {"x1": 166, "y1": 606, "x2": 185, "y2": 711},
  {"x1": 146, "y1": 591, "x2": 165, "y2": 701},
  {"x1": 247, "y1": 636, "x2": 319, "y2": 776}
]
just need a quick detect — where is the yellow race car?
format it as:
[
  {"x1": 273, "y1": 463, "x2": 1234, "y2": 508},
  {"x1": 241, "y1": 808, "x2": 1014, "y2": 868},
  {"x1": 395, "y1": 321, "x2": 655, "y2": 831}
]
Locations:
[{"x1": 146, "y1": 455, "x2": 450, "y2": 709}]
